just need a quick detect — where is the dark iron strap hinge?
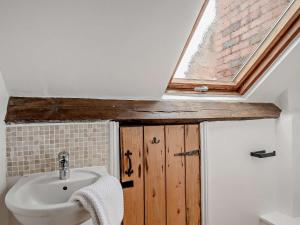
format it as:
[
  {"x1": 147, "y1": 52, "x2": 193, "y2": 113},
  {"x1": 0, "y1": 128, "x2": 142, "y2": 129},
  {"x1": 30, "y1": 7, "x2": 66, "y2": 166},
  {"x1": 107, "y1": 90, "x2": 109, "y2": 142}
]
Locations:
[{"x1": 174, "y1": 149, "x2": 200, "y2": 157}]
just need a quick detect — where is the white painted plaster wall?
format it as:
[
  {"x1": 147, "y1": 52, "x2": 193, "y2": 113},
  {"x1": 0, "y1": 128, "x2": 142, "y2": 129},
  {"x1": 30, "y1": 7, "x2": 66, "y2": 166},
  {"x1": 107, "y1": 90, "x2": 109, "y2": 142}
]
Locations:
[
  {"x1": 291, "y1": 114, "x2": 300, "y2": 217},
  {"x1": 205, "y1": 119, "x2": 277, "y2": 225},
  {"x1": 276, "y1": 111, "x2": 294, "y2": 216},
  {"x1": 246, "y1": 35, "x2": 300, "y2": 220},
  {"x1": 259, "y1": 110, "x2": 300, "y2": 224},
  {"x1": 274, "y1": 88, "x2": 300, "y2": 218},
  {"x1": 0, "y1": 72, "x2": 9, "y2": 225}
]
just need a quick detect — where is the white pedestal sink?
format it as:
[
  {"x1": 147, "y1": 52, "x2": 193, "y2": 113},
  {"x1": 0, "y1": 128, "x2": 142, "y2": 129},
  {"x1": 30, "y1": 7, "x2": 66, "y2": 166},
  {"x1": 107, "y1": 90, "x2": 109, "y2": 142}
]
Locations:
[{"x1": 5, "y1": 166, "x2": 107, "y2": 225}]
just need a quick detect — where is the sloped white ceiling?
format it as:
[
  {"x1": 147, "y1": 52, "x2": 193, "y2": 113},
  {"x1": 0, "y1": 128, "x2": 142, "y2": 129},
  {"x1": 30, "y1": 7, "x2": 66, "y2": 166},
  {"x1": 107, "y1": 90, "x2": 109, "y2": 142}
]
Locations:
[{"x1": 0, "y1": 0, "x2": 202, "y2": 99}]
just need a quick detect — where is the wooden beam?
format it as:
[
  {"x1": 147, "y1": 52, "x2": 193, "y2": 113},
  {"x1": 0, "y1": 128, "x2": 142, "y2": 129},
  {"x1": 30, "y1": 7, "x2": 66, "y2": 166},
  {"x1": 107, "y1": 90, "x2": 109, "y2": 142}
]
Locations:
[{"x1": 5, "y1": 97, "x2": 281, "y2": 124}]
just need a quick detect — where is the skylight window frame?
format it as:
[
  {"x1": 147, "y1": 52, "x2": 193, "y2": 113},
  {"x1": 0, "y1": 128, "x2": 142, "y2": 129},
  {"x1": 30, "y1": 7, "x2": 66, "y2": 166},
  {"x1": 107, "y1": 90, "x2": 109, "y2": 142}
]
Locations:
[{"x1": 167, "y1": 0, "x2": 300, "y2": 96}]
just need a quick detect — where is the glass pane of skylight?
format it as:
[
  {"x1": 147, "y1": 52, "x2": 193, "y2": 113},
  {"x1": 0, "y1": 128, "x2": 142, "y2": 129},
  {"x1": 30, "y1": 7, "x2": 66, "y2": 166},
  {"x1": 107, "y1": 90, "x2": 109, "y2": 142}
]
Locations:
[{"x1": 174, "y1": 0, "x2": 292, "y2": 82}]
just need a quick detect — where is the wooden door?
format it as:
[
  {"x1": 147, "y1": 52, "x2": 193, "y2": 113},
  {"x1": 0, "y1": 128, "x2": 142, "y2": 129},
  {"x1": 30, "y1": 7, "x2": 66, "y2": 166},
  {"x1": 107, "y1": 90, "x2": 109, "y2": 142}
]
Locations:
[
  {"x1": 120, "y1": 127, "x2": 144, "y2": 225},
  {"x1": 121, "y1": 124, "x2": 201, "y2": 225},
  {"x1": 165, "y1": 125, "x2": 186, "y2": 225},
  {"x1": 185, "y1": 124, "x2": 201, "y2": 225},
  {"x1": 144, "y1": 126, "x2": 166, "y2": 225}
]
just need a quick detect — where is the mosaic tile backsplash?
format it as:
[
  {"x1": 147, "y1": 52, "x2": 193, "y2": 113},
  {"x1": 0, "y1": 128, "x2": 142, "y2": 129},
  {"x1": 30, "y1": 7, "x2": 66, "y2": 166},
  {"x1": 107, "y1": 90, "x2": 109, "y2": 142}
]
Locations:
[{"x1": 6, "y1": 122, "x2": 110, "y2": 176}]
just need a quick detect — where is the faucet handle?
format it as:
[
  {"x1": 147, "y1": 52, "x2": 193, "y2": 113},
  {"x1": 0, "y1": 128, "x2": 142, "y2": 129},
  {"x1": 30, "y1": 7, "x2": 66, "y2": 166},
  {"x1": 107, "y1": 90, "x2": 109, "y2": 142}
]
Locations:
[
  {"x1": 58, "y1": 151, "x2": 69, "y2": 168},
  {"x1": 58, "y1": 151, "x2": 69, "y2": 158}
]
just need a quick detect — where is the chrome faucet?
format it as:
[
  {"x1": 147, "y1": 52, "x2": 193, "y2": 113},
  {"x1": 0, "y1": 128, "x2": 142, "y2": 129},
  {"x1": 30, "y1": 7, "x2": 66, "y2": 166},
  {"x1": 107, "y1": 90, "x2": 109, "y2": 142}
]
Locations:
[{"x1": 58, "y1": 151, "x2": 70, "y2": 180}]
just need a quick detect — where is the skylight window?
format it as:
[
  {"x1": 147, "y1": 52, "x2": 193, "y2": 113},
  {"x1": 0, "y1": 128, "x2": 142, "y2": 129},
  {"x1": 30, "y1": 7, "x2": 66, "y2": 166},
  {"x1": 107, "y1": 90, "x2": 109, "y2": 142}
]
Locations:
[{"x1": 168, "y1": 0, "x2": 298, "y2": 94}]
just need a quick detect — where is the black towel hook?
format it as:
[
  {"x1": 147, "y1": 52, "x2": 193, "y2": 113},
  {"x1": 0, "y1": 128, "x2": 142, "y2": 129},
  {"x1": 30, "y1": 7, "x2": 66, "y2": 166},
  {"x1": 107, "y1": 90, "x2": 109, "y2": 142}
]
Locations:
[{"x1": 250, "y1": 150, "x2": 276, "y2": 158}]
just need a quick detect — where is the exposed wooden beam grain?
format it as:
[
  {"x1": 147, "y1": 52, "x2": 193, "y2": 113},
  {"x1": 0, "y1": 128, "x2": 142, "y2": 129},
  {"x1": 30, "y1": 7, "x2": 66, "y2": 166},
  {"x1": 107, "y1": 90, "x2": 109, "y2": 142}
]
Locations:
[{"x1": 5, "y1": 97, "x2": 281, "y2": 124}]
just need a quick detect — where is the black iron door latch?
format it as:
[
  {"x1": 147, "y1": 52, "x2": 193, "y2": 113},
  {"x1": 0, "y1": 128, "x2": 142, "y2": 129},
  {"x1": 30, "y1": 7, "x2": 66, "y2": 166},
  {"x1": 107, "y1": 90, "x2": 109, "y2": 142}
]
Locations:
[{"x1": 124, "y1": 150, "x2": 134, "y2": 177}]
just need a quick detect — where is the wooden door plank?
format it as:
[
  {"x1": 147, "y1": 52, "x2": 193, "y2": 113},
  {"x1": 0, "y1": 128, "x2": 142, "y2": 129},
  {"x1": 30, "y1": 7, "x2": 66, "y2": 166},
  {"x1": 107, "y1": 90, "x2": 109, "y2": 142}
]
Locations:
[
  {"x1": 185, "y1": 125, "x2": 201, "y2": 225},
  {"x1": 144, "y1": 126, "x2": 166, "y2": 225},
  {"x1": 165, "y1": 125, "x2": 186, "y2": 225},
  {"x1": 120, "y1": 127, "x2": 144, "y2": 225}
]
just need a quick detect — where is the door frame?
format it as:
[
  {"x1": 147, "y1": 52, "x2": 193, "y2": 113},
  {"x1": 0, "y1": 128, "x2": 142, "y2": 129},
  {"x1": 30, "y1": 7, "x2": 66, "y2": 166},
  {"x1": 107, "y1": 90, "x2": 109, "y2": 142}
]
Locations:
[
  {"x1": 200, "y1": 122, "x2": 208, "y2": 225},
  {"x1": 109, "y1": 121, "x2": 120, "y2": 178}
]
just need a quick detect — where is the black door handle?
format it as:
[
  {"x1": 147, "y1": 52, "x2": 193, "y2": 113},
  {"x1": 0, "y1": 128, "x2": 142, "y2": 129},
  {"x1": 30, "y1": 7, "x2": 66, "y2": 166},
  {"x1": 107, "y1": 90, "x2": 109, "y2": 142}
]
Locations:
[{"x1": 124, "y1": 150, "x2": 134, "y2": 177}]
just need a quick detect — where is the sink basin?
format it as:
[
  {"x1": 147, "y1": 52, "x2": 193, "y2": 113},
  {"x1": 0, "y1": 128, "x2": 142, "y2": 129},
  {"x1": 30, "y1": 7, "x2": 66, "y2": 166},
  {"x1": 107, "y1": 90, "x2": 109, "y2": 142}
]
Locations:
[{"x1": 5, "y1": 166, "x2": 107, "y2": 225}]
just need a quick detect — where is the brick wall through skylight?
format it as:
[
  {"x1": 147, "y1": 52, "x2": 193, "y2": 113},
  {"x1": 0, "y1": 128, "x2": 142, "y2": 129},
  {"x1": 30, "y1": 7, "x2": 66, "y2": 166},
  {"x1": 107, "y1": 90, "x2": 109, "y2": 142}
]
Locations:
[{"x1": 174, "y1": 0, "x2": 291, "y2": 82}]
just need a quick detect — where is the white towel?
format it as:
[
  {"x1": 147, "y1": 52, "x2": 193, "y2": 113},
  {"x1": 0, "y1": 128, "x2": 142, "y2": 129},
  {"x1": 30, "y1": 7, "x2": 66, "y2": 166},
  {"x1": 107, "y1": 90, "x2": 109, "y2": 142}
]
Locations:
[{"x1": 70, "y1": 175, "x2": 124, "y2": 225}]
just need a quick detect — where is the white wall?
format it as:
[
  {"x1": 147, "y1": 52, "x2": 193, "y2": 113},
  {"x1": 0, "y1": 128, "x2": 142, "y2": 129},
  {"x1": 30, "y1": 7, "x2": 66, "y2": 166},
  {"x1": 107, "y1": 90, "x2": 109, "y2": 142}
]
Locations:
[
  {"x1": 275, "y1": 111, "x2": 300, "y2": 218},
  {"x1": 272, "y1": 86, "x2": 300, "y2": 218},
  {"x1": 292, "y1": 114, "x2": 300, "y2": 217},
  {"x1": 245, "y1": 35, "x2": 300, "y2": 219},
  {"x1": 276, "y1": 111, "x2": 294, "y2": 216},
  {"x1": 204, "y1": 119, "x2": 277, "y2": 225},
  {"x1": 0, "y1": 72, "x2": 9, "y2": 225}
]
